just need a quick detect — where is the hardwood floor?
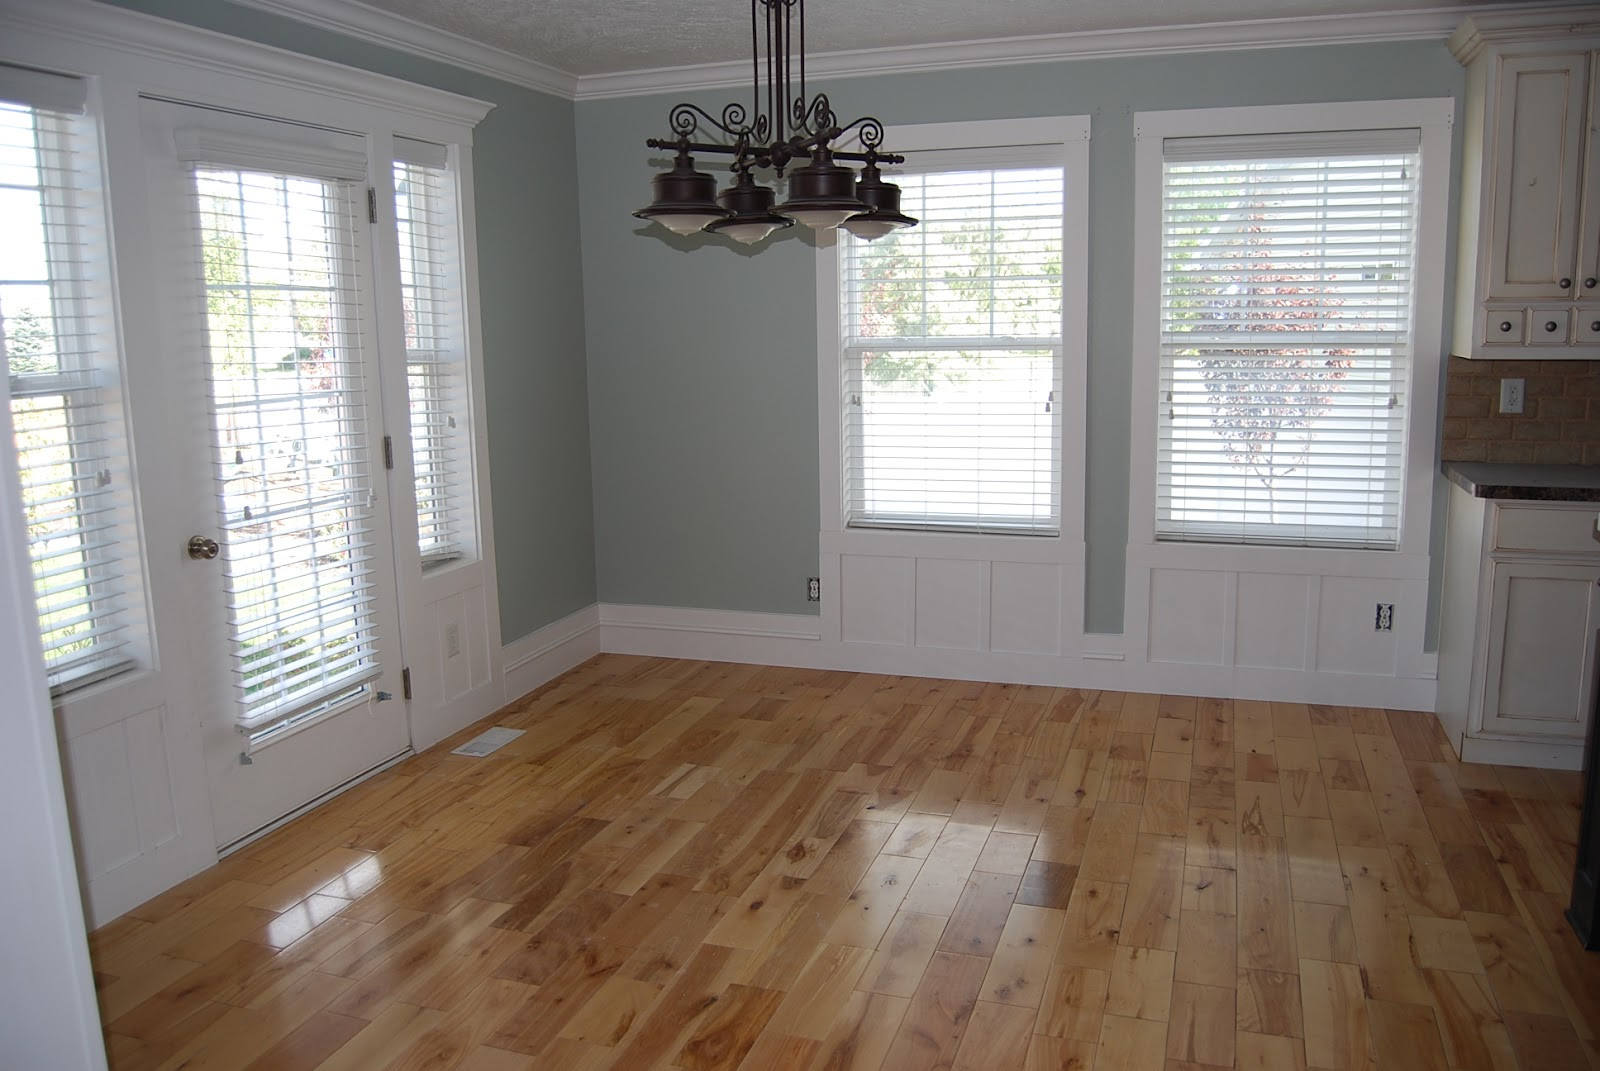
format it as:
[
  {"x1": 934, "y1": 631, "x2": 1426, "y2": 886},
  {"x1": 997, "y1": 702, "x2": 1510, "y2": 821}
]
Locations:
[{"x1": 89, "y1": 655, "x2": 1599, "y2": 1070}]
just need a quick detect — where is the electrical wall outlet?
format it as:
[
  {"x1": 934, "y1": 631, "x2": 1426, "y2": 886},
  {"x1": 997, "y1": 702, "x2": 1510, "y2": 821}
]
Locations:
[
  {"x1": 807, "y1": 577, "x2": 821, "y2": 602},
  {"x1": 1499, "y1": 377, "x2": 1525, "y2": 414},
  {"x1": 445, "y1": 622, "x2": 461, "y2": 658},
  {"x1": 1375, "y1": 603, "x2": 1394, "y2": 632}
]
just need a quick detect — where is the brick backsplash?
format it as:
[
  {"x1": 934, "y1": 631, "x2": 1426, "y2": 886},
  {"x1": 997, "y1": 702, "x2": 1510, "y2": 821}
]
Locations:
[{"x1": 1440, "y1": 357, "x2": 1600, "y2": 464}]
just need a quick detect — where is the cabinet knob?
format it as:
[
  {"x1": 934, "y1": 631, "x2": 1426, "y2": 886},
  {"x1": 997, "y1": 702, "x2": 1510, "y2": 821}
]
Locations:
[
  {"x1": 1560, "y1": 277, "x2": 1573, "y2": 289},
  {"x1": 1545, "y1": 320, "x2": 1560, "y2": 332},
  {"x1": 1593, "y1": 321, "x2": 1600, "y2": 332},
  {"x1": 1586, "y1": 277, "x2": 1598, "y2": 289},
  {"x1": 1499, "y1": 320, "x2": 1514, "y2": 332}
]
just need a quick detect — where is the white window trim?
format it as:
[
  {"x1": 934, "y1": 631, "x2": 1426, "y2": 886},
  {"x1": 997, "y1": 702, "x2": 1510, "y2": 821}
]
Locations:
[
  {"x1": 1128, "y1": 99, "x2": 1453, "y2": 563},
  {"x1": 818, "y1": 114, "x2": 1091, "y2": 558}
]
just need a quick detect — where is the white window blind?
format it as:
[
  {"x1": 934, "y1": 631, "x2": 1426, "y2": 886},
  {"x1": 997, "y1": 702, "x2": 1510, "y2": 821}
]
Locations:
[
  {"x1": 394, "y1": 138, "x2": 471, "y2": 565},
  {"x1": 841, "y1": 165, "x2": 1064, "y2": 534},
  {"x1": 1157, "y1": 131, "x2": 1420, "y2": 548},
  {"x1": 2, "y1": 75, "x2": 145, "y2": 692},
  {"x1": 191, "y1": 165, "x2": 382, "y2": 734}
]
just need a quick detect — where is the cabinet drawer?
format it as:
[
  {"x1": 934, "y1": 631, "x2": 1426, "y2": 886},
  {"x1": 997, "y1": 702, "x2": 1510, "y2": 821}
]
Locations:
[
  {"x1": 1481, "y1": 307, "x2": 1527, "y2": 345},
  {"x1": 1578, "y1": 312, "x2": 1600, "y2": 344},
  {"x1": 1528, "y1": 308, "x2": 1574, "y2": 344},
  {"x1": 1494, "y1": 505, "x2": 1600, "y2": 554}
]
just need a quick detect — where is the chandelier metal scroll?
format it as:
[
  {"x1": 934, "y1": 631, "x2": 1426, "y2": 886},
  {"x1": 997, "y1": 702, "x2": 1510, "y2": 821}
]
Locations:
[{"x1": 633, "y1": 0, "x2": 918, "y2": 245}]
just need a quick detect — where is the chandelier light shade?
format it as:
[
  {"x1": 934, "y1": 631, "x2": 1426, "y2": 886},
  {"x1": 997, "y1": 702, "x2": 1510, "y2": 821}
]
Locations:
[
  {"x1": 843, "y1": 158, "x2": 918, "y2": 240},
  {"x1": 634, "y1": 0, "x2": 917, "y2": 245},
  {"x1": 633, "y1": 148, "x2": 731, "y2": 236},
  {"x1": 705, "y1": 170, "x2": 793, "y2": 244}
]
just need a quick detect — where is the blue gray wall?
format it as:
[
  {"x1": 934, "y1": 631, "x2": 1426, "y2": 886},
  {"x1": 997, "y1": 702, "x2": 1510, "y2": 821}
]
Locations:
[
  {"x1": 88, "y1": 3, "x2": 1469, "y2": 642},
  {"x1": 579, "y1": 41, "x2": 1466, "y2": 631},
  {"x1": 97, "y1": 0, "x2": 599, "y2": 643}
]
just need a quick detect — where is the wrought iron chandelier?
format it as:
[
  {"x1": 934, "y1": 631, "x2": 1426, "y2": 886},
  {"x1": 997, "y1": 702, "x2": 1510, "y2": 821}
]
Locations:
[{"x1": 633, "y1": 0, "x2": 917, "y2": 245}]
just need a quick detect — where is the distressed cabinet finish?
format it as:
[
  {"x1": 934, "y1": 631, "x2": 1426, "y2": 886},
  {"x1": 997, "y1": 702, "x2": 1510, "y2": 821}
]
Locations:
[
  {"x1": 1438, "y1": 480, "x2": 1600, "y2": 769},
  {"x1": 1451, "y1": 14, "x2": 1600, "y2": 358},
  {"x1": 1479, "y1": 559, "x2": 1600, "y2": 737}
]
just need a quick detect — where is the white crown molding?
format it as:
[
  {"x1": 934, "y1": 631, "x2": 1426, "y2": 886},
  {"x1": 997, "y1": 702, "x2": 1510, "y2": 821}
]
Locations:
[
  {"x1": 1449, "y1": 8, "x2": 1600, "y2": 64},
  {"x1": 574, "y1": 4, "x2": 1586, "y2": 101},
  {"x1": 228, "y1": 0, "x2": 579, "y2": 99},
  {"x1": 0, "y1": 0, "x2": 495, "y2": 127},
  {"x1": 20, "y1": 0, "x2": 1590, "y2": 105}
]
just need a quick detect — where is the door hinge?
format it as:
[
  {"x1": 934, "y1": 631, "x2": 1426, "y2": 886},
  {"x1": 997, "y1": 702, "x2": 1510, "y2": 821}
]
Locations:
[
  {"x1": 402, "y1": 666, "x2": 412, "y2": 700},
  {"x1": 383, "y1": 434, "x2": 394, "y2": 470},
  {"x1": 367, "y1": 187, "x2": 378, "y2": 224}
]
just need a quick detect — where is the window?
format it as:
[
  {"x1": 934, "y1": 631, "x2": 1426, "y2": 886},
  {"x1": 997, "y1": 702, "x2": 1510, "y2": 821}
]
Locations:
[
  {"x1": 1154, "y1": 129, "x2": 1422, "y2": 548},
  {"x1": 2, "y1": 68, "x2": 143, "y2": 692},
  {"x1": 840, "y1": 161, "x2": 1064, "y2": 534},
  {"x1": 394, "y1": 139, "x2": 473, "y2": 566}
]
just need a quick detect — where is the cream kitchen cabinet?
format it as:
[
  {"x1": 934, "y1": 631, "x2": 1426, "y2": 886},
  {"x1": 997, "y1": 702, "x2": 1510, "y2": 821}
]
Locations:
[
  {"x1": 1437, "y1": 466, "x2": 1600, "y2": 770},
  {"x1": 1477, "y1": 559, "x2": 1600, "y2": 739},
  {"x1": 1450, "y1": 13, "x2": 1600, "y2": 358}
]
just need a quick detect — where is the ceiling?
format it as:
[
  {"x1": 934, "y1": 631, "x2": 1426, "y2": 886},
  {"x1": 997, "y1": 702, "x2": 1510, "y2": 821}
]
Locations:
[{"x1": 327, "y1": 0, "x2": 1573, "y2": 77}]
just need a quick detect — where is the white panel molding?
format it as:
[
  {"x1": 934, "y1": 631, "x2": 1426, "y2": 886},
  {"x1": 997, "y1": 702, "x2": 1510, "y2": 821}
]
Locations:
[
  {"x1": 499, "y1": 602, "x2": 1439, "y2": 709},
  {"x1": 228, "y1": 0, "x2": 578, "y2": 98},
  {"x1": 572, "y1": 5, "x2": 1577, "y2": 100},
  {"x1": 501, "y1": 603, "x2": 602, "y2": 704}
]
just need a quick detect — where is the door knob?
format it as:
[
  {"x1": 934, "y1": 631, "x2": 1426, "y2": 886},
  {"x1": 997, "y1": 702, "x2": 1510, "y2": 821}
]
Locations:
[{"x1": 187, "y1": 535, "x2": 221, "y2": 560}]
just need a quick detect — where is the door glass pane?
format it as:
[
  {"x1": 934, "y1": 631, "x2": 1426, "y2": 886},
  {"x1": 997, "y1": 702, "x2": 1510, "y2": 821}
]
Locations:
[{"x1": 193, "y1": 168, "x2": 380, "y2": 736}]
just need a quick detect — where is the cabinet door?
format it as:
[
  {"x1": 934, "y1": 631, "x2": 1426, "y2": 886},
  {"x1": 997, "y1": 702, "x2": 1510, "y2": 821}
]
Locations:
[
  {"x1": 1480, "y1": 560, "x2": 1600, "y2": 738},
  {"x1": 1578, "y1": 53, "x2": 1600, "y2": 302},
  {"x1": 1486, "y1": 52, "x2": 1589, "y2": 300}
]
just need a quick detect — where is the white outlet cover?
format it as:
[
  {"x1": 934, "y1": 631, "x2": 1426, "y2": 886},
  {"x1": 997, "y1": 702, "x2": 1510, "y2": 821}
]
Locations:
[{"x1": 1498, "y1": 378, "x2": 1524, "y2": 414}]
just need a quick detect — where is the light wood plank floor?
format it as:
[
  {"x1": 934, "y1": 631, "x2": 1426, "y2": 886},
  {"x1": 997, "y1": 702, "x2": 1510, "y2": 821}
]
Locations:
[{"x1": 91, "y1": 655, "x2": 1599, "y2": 1070}]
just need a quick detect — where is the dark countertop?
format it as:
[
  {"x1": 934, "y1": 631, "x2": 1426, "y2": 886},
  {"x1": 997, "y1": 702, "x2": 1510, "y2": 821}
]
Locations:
[{"x1": 1444, "y1": 462, "x2": 1600, "y2": 502}]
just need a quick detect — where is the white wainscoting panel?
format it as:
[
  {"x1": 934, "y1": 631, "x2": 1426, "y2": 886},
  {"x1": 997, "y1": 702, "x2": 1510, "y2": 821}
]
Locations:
[
  {"x1": 518, "y1": 595, "x2": 1435, "y2": 722},
  {"x1": 840, "y1": 554, "x2": 915, "y2": 646},
  {"x1": 1316, "y1": 575, "x2": 1400, "y2": 676},
  {"x1": 65, "y1": 719, "x2": 144, "y2": 880},
  {"x1": 1147, "y1": 569, "x2": 1228, "y2": 666},
  {"x1": 1123, "y1": 544, "x2": 1433, "y2": 707},
  {"x1": 991, "y1": 561, "x2": 1061, "y2": 655},
  {"x1": 409, "y1": 564, "x2": 506, "y2": 751},
  {"x1": 915, "y1": 557, "x2": 984, "y2": 651},
  {"x1": 1235, "y1": 572, "x2": 1313, "y2": 670},
  {"x1": 56, "y1": 680, "x2": 216, "y2": 926},
  {"x1": 431, "y1": 586, "x2": 494, "y2": 705}
]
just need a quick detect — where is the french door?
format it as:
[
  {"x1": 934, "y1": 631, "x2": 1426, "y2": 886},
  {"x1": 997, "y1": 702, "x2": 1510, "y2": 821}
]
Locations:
[{"x1": 143, "y1": 100, "x2": 409, "y2": 848}]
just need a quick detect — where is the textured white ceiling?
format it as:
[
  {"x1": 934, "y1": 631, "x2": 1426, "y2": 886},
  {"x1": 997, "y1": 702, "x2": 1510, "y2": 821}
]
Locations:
[{"x1": 345, "y1": 0, "x2": 1540, "y2": 76}]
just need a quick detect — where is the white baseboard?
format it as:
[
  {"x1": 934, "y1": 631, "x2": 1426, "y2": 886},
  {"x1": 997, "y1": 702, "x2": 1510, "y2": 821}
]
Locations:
[
  {"x1": 598, "y1": 602, "x2": 823, "y2": 666},
  {"x1": 500, "y1": 601, "x2": 1439, "y2": 711},
  {"x1": 1459, "y1": 733, "x2": 1584, "y2": 771},
  {"x1": 501, "y1": 604, "x2": 601, "y2": 703}
]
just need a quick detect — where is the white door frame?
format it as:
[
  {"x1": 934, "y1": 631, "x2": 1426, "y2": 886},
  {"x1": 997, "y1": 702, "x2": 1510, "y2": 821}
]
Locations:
[{"x1": 0, "y1": 342, "x2": 107, "y2": 1071}]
